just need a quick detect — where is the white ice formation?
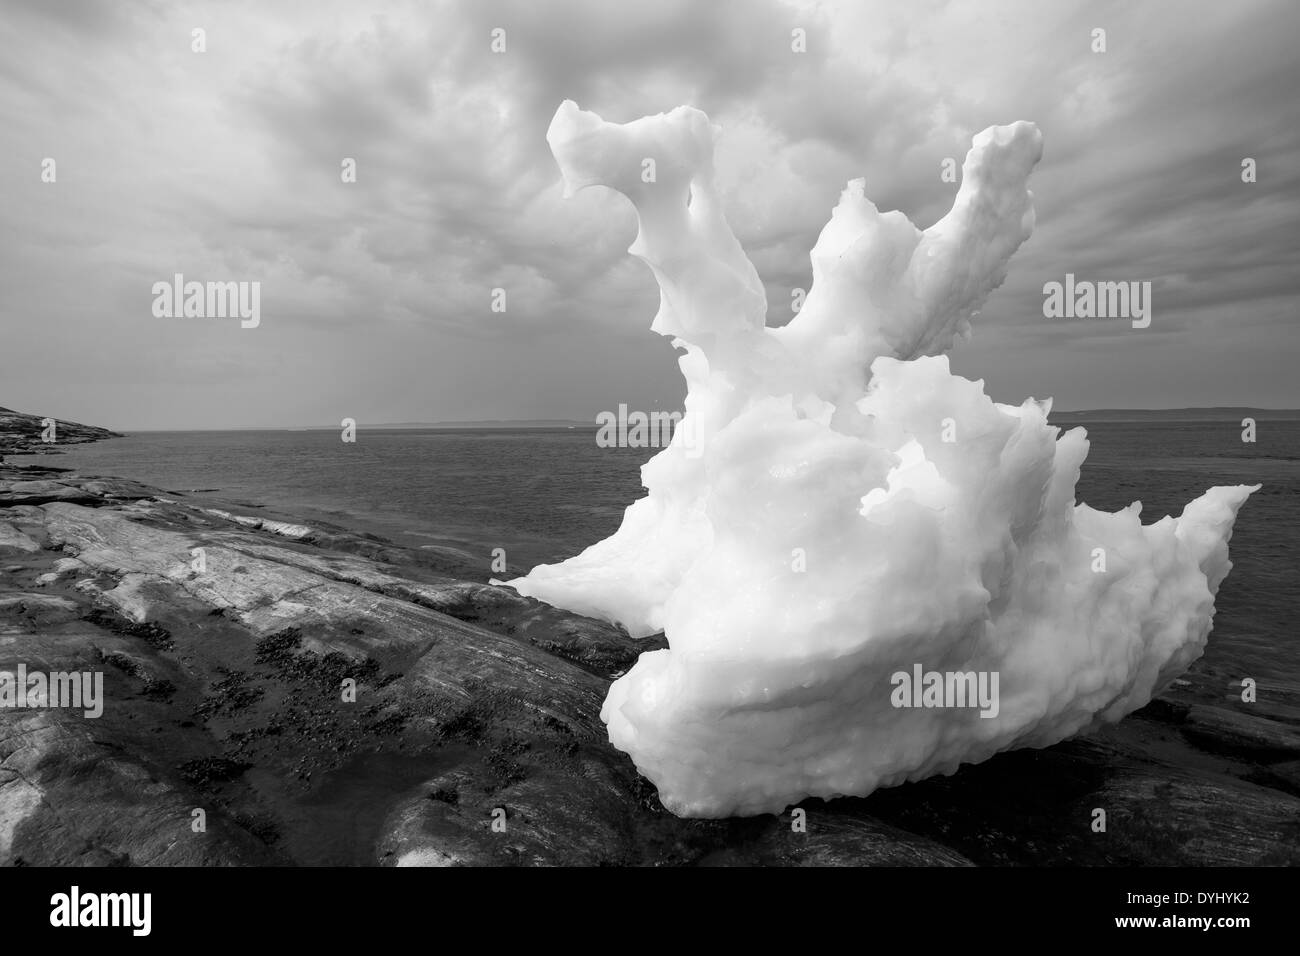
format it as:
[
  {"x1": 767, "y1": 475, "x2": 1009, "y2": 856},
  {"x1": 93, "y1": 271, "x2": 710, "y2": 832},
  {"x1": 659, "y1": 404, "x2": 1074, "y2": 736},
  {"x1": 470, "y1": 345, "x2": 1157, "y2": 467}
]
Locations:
[{"x1": 506, "y1": 100, "x2": 1259, "y2": 818}]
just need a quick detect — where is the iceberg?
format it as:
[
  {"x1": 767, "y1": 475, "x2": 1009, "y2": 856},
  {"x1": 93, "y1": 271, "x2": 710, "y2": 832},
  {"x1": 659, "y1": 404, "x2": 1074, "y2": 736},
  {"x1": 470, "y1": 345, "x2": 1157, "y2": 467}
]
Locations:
[{"x1": 506, "y1": 100, "x2": 1259, "y2": 818}]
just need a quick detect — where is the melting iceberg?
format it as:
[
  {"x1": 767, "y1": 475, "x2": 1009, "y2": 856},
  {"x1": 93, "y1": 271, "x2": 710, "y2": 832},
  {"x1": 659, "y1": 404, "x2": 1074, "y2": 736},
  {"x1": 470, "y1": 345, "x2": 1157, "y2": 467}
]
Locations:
[{"x1": 507, "y1": 100, "x2": 1258, "y2": 818}]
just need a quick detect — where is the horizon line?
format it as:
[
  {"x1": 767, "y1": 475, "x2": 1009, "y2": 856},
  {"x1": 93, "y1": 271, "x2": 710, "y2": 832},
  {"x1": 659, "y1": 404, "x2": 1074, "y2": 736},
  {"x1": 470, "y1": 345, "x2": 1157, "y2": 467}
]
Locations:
[{"x1": 95, "y1": 405, "x2": 1300, "y2": 432}]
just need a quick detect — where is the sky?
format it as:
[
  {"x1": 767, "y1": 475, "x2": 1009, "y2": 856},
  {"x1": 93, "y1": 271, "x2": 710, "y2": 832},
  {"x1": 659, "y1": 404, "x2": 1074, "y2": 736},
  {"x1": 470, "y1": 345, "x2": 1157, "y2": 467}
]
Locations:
[{"x1": 2, "y1": 0, "x2": 1297, "y2": 430}]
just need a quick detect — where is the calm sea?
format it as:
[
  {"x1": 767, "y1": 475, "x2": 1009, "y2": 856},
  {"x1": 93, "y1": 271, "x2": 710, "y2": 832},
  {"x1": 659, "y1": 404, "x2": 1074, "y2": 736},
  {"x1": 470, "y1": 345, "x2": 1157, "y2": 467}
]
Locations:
[{"x1": 42, "y1": 420, "x2": 1299, "y2": 683}]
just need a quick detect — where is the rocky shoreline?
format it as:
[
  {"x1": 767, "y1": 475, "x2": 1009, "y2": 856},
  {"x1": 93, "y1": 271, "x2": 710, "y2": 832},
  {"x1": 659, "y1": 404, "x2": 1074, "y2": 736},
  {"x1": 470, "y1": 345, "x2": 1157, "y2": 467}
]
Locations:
[
  {"x1": 0, "y1": 407, "x2": 122, "y2": 456},
  {"x1": 1, "y1": 408, "x2": 1297, "y2": 865}
]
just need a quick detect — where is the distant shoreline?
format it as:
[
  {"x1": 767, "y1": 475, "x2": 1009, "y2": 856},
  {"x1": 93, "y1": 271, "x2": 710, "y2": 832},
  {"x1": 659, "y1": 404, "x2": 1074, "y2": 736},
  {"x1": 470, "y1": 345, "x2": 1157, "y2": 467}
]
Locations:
[
  {"x1": 68, "y1": 409, "x2": 1300, "y2": 434},
  {"x1": 6, "y1": 405, "x2": 1300, "y2": 438},
  {"x1": 119, "y1": 422, "x2": 601, "y2": 433},
  {"x1": 1047, "y1": 407, "x2": 1300, "y2": 423}
]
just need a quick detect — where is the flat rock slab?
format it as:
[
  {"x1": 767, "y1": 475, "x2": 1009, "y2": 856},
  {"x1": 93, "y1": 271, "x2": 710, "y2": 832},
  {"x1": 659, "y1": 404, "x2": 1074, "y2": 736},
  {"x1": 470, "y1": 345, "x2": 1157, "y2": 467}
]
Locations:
[{"x1": 0, "y1": 522, "x2": 39, "y2": 553}]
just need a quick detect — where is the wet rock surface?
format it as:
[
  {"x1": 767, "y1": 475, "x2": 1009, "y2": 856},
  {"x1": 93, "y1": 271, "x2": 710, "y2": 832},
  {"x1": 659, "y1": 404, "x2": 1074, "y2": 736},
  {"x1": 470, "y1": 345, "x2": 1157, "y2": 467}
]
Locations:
[{"x1": 2, "y1": 423, "x2": 1297, "y2": 866}]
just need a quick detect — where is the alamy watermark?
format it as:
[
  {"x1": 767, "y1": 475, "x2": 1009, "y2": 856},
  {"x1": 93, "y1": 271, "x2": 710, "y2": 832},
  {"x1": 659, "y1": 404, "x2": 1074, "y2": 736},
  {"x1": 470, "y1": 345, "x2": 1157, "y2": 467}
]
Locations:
[
  {"x1": 1042, "y1": 273, "x2": 1151, "y2": 328},
  {"x1": 596, "y1": 403, "x2": 700, "y2": 456},
  {"x1": 0, "y1": 665, "x2": 104, "y2": 718},
  {"x1": 50, "y1": 886, "x2": 150, "y2": 936},
  {"x1": 151, "y1": 273, "x2": 260, "y2": 328},
  {"x1": 890, "y1": 664, "x2": 999, "y2": 719}
]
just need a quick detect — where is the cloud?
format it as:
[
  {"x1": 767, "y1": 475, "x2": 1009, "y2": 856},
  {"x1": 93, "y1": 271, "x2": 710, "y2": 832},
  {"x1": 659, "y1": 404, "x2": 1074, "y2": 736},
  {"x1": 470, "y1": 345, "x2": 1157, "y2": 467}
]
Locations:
[{"x1": 1, "y1": 0, "x2": 1297, "y2": 428}]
